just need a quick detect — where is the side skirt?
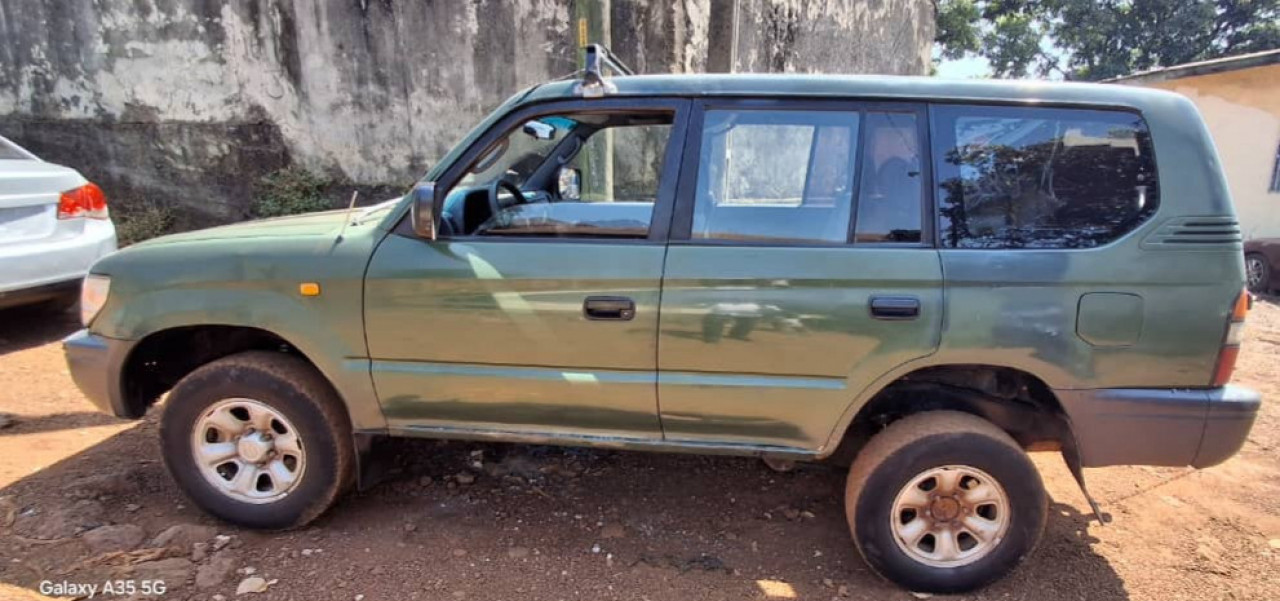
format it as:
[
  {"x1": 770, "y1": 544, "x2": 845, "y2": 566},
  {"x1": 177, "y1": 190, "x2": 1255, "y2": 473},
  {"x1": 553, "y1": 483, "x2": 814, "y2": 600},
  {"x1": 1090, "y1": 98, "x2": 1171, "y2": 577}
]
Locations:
[{"x1": 351, "y1": 425, "x2": 819, "y2": 490}]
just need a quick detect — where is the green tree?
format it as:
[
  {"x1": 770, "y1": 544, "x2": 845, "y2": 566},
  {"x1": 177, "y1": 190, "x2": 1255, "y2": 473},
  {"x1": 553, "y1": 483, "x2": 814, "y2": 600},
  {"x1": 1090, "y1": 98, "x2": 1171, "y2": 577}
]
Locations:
[{"x1": 936, "y1": 0, "x2": 1280, "y2": 80}]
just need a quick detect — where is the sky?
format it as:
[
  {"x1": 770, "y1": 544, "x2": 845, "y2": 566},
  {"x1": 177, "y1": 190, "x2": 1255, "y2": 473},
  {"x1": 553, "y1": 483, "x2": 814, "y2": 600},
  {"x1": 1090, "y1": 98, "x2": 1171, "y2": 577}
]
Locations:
[
  {"x1": 934, "y1": 39, "x2": 1069, "y2": 80},
  {"x1": 935, "y1": 56, "x2": 993, "y2": 79}
]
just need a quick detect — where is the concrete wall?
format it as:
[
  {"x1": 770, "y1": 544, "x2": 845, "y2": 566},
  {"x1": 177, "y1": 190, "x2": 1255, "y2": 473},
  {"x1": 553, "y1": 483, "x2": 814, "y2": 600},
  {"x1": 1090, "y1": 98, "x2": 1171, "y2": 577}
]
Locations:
[
  {"x1": 1134, "y1": 65, "x2": 1280, "y2": 239},
  {"x1": 0, "y1": 0, "x2": 933, "y2": 224}
]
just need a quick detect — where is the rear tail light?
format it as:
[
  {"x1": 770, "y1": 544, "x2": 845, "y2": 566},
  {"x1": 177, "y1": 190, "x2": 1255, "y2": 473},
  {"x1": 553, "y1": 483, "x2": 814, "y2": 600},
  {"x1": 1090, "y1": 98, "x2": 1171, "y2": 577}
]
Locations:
[
  {"x1": 1211, "y1": 289, "x2": 1250, "y2": 386},
  {"x1": 57, "y1": 183, "x2": 109, "y2": 220}
]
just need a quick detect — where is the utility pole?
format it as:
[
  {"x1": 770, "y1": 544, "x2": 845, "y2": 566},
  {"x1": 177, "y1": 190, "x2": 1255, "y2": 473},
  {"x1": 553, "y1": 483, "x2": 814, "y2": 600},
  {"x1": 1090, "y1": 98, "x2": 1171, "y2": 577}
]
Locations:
[
  {"x1": 575, "y1": 0, "x2": 613, "y2": 201},
  {"x1": 708, "y1": 0, "x2": 740, "y2": 73}
]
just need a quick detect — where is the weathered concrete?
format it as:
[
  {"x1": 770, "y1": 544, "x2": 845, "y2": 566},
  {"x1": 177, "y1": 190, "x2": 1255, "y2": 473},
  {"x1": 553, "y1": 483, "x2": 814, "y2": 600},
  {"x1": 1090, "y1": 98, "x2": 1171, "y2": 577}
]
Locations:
[{"x1": 0, "y1": 0, "x2": 933, "y2": 222}]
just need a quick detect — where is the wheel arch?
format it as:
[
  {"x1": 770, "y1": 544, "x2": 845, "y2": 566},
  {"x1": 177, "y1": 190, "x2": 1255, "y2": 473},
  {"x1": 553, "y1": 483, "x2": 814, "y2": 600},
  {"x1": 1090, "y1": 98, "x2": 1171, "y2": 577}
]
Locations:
[
  {"x1": 823, "y1": 363, "x2": 1074, "y2": 466},
  {"x1": 122, "y1": 325, "x2": 296, "y2": 415},
  {"x1": 118, "y1": 324, "x2": 380, "y2": 430}
]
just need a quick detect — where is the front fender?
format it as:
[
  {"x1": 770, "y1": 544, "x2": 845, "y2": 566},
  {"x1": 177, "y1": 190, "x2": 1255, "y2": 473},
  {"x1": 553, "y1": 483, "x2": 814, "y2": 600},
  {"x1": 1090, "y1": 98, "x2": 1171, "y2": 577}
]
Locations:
[
  {"x1": 98, "y1": 286, "x2": 385, "y2": 431},
  {"x1": 88, "y1": 227, "x2": 388, "y2": 431}
]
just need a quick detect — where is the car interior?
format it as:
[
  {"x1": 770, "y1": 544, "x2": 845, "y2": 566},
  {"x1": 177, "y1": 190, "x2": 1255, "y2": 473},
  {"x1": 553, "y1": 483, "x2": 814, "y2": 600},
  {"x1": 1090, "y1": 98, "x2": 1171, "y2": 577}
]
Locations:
[{"x1": 440, "y1": 112, "x2": 672, "y2": 239}]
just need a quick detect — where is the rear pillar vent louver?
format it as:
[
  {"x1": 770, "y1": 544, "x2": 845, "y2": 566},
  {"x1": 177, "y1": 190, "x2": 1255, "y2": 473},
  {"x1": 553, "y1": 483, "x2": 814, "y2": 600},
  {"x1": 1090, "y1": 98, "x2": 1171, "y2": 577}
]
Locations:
[{"x1": 1140, "y1": 216, "x2": 1242, "y2": 249}]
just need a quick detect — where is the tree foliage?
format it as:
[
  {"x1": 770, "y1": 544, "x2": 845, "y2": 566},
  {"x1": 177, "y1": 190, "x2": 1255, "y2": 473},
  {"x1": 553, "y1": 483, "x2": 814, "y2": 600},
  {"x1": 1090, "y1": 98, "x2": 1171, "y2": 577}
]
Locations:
[{"x1": 936, "y1": 0, "x2": 1280, "y2": 80}]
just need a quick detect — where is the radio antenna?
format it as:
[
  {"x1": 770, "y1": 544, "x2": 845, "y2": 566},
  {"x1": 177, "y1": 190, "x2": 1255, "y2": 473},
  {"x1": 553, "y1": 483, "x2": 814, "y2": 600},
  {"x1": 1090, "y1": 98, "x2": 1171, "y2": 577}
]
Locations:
[{"x1": 336, "y1": 190, "x2": 359, "y2": 242}]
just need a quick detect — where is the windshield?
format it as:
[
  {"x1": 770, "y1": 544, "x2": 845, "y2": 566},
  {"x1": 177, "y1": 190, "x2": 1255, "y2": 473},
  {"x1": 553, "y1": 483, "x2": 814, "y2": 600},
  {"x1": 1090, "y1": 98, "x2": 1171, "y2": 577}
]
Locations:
[{"x1": 456, "y1": 116, "x2": 579, "y2": 188}]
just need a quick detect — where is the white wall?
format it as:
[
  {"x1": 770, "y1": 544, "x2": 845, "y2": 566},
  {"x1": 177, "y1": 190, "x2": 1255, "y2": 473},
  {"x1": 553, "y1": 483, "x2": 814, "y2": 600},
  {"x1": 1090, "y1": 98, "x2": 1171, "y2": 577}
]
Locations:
[{"x1": 1144, "y1": 67, "x2": 1280, "y2": 239}]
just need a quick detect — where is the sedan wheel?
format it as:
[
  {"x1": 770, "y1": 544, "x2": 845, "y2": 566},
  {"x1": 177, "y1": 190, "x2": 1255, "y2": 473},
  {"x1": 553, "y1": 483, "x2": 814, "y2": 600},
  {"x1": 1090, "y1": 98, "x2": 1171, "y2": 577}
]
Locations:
[{"x1": 1246, "y1": 254, "x2": 1270, "y2": 293}]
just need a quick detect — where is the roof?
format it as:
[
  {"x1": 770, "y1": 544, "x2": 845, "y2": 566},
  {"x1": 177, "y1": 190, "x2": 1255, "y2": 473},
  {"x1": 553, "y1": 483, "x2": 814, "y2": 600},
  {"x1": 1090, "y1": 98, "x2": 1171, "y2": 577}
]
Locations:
[
  {"x1": 425, "y1": 72, "x2": 1198, "y2": 183},
  {"x1": 1104, "y1": 49, "x2": 1280, "y2": 85},
  {"x1": 522, "y1": 73, "x2": 1185, "y2": 111}
]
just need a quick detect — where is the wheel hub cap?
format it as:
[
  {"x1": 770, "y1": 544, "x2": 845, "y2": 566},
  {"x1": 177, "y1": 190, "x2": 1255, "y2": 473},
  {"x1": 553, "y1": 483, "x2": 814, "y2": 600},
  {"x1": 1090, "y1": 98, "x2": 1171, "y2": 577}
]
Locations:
[
  {"x1": 191, "y1": 398, "x2": 306, "y2": 504},
  {"x1": 930, "y1": 496, "x2": 962, "y2": 522},
  {"x1": 890, "y1": 465, "x2": 1012, "y2": 568},
  {"x1": 1247, "y1": 259, "x2": 1264, "y2": 287},
  {"x1": 236, "y1": 431, "x2": 273, "y2": 464}
]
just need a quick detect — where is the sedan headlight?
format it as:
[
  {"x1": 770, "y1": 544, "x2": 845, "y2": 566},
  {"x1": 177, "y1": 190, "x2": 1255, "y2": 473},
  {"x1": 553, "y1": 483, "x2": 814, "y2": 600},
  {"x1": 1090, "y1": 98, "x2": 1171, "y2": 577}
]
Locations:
[{"x1": 80, "y1": 274, "x2": 111, "y2": 326}]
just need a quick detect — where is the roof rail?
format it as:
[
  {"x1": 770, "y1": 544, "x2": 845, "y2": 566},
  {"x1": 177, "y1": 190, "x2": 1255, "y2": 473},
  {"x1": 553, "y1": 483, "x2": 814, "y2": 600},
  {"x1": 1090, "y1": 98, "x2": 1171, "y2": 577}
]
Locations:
[{"x1": 574, "y1": 44, "x2": 634, "y2": 98}]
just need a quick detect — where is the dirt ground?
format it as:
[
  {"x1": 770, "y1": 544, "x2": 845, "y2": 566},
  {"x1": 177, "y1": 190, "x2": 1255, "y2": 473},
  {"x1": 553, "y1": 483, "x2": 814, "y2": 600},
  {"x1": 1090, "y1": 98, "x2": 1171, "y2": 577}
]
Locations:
[{"x1": 0, "y1": 300, "x2": 1278, "y2": 601}]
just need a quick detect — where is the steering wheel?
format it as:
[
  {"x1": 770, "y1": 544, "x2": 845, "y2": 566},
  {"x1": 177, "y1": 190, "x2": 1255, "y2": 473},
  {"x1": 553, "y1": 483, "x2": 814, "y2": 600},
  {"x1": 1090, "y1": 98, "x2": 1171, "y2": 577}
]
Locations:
[{"x1": 487, "y1": 178, "x2": 528, "y2": 221}]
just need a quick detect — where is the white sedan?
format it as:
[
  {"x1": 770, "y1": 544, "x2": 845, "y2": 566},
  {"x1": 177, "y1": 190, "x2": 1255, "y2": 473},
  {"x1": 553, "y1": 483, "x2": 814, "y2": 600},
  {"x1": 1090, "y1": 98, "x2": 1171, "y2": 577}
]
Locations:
[{"x1": 0, "y1": 135, "x2": 116, "y2": 313}]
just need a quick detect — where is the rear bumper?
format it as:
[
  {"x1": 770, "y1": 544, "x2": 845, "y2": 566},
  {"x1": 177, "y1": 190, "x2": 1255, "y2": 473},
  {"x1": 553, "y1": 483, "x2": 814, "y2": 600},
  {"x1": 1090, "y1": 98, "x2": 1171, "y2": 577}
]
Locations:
[
  {"x1": 0, "y1": 278, "x2": 79, "y2": 310},
  {"x1": 0, "y1": 219, "x2": 116, "y2": 294},
  {"x1": 1056, "y1": 385, "x2": 1260, "y2": 469},
  {"x1": 63, "y1": 329, "x2": 139, "y2": 418}
]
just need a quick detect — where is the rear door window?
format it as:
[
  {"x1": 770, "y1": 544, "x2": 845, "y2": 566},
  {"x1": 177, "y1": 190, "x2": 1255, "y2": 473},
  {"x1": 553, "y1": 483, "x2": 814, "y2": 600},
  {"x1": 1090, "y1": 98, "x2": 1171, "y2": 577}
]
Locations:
[
  {"x1": 931, "y1": 105, "x2": 1158, "y2": 249},
  {"x1": 855, "y1": 111, "x2": 923, "y2": 243},
  {"x1": 690, "y1": 109, "x2": 859, "y2": 244}
]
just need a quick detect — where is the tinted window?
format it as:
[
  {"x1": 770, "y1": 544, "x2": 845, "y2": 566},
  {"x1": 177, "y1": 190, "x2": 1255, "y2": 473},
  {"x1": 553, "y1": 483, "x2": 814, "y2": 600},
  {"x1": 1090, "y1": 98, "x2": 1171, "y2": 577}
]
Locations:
[
  {"x1": 855, "y1": 112, "x2": 922, "y2": 243},
  {"x1": 932, "y1": 105, "x2": 1158, "y2": 249},
  {"x1": 692, "y1": 110, "x2": 858, "y2": 243}
]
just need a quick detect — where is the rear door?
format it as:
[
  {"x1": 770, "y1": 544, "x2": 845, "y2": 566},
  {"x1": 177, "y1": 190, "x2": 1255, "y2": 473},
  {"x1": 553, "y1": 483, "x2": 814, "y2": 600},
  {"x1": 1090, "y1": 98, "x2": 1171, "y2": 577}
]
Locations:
[{"x1": 657, "y1": 99, "x2": 943, "y2": 452}]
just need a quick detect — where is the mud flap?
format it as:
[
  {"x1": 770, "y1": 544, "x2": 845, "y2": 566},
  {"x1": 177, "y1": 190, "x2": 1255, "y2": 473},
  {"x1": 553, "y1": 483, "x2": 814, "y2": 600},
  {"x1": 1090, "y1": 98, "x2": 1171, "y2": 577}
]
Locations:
[
  {"x1": 354, "y1": 433, "x2": 395, "y2": 491},
  {"x1": 1061, "y1": 432, "x2": 1110, "y2": 524}
]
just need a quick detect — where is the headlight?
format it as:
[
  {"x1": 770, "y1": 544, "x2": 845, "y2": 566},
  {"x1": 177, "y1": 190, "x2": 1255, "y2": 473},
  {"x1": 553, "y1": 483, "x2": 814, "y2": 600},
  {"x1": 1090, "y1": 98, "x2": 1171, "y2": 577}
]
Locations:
[{"x1": 80, "y1": 274, "x2": 111, "y2": 326}]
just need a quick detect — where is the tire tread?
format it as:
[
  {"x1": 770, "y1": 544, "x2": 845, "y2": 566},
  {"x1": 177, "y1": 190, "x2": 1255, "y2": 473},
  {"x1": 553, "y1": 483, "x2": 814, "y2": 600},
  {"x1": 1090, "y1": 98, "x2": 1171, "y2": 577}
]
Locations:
[
  {"x1": 160, "y1": 351, "x2": 354, "y2": 529},
  {"x1": 844, "y1": 410, "x2": 1045, "y2": 592},
  {"x1": 846, "y1": 411, "x2": 1021, "y2": 522}
]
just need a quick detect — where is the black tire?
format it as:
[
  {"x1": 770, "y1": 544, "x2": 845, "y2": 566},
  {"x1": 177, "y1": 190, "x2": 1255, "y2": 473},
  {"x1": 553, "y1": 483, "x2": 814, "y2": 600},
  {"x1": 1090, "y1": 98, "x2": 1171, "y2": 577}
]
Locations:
[
  {"x1": 845, "y1": 411, "x2": 1047, "y2": 593},
  {"x1": 159, "y1": 351, "x2": 355, "y2": 529},
  {"x1": 1246, "y1": 253, "x2": 1271, "y2": 294}
]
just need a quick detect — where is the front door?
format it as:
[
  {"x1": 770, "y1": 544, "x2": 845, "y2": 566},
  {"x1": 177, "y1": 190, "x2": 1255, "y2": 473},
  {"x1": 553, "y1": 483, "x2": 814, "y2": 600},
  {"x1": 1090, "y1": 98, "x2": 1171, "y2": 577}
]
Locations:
[
  {"x1": 364, "y1": 99, "x2": 689, "y2": 440},
  {"x1": 657, "y1": 100, "x2": 944, "y2": 452}
]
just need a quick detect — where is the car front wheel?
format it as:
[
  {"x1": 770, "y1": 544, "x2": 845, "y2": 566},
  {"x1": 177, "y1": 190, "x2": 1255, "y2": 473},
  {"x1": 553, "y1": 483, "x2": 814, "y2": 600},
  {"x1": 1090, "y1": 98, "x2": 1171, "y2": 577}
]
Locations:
[
  {"x1": 845, "y1": 411, "x2": 1047, "y2": 593},
  {"x1": 1246, "y1": 253, "x2": 1271, "y2": 293},
  {"x1": 159, "y1": 351, "x2": 354, "y2": 529}
]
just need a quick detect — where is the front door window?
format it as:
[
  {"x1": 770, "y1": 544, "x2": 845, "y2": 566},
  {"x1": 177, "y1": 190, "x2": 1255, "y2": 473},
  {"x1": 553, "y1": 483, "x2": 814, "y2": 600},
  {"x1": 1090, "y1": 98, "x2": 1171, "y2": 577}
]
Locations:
[{"x1": 441, "y1": 112, "x2": 674, "y2": 239}]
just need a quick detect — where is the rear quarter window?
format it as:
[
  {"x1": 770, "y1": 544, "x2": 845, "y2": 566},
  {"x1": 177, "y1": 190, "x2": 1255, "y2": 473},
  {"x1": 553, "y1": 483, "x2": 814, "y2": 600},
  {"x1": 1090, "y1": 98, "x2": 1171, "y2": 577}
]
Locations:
[{"x1": 931, "y1": 105, "x2": 1158, "y2": 249}]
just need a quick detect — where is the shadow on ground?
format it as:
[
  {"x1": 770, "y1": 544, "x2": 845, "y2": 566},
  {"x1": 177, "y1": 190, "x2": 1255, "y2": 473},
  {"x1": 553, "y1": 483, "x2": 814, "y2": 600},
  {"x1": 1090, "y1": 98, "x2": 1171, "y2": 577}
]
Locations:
[
  {"x1": 0, "y1": 305, "x2": 79, "y2": 357},
  {"x1": 0, "y1": 414, "x2": 1130, "y2": 601},
  {"x1": 0, "y1": 412, "x2": 126, "y2": 436}
]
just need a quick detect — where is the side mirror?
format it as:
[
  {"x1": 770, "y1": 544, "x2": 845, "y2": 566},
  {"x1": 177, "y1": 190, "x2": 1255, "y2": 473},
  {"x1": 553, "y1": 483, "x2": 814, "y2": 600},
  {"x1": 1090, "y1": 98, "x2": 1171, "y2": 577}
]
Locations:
[
  {"x1": 409, "y1": 182, "x2": 437, "y2": 240},
  {"x1": 557, "y1": 167, "x2": 581, "y2": 201},
  {"x1": 522, "y1": 120, "x2": 556, "y2": 140}
]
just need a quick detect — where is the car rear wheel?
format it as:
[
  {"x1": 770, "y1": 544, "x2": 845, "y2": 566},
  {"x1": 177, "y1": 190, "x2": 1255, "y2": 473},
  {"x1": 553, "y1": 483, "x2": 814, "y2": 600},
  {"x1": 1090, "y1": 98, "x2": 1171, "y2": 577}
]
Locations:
[
  {"x1": 845, "y1": 411, "x2": 1047, "y2": 593},
  {"x1": 159, "y1": 351, "x2": 354, "y2": 529},
  {"x1": 1246, "y1": 253, "x2": 1271, "y2": 293}
]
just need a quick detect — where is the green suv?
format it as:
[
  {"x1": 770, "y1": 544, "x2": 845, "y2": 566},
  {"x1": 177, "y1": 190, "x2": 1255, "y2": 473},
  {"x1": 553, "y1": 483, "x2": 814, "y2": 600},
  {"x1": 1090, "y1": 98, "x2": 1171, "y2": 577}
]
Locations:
[{"x1": 64, "y1": 49, "x2": 1260, "y2": 592}]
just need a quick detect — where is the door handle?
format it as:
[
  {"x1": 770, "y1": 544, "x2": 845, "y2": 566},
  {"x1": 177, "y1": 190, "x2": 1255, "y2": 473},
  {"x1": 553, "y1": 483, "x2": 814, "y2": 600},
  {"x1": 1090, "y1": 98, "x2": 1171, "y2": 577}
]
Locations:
[
  {"x1": 869, "y1": 296, "x2": 920, "y2": 320},
  {"x1": 584, "y1": 296, "x2": 636, "y2": 321}
]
